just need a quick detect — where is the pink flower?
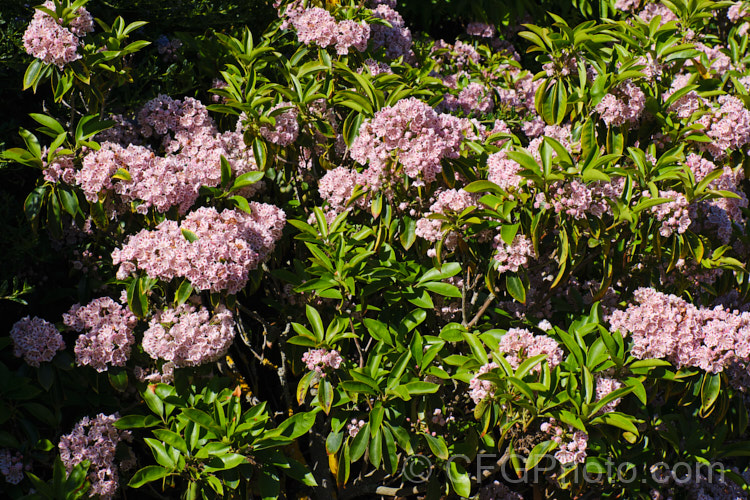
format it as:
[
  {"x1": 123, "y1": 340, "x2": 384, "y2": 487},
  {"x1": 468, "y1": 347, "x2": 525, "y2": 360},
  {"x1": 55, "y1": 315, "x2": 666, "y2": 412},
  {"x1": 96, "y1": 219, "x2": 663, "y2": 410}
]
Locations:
[
  {"x1": 370, "y1": 4, "x2": 413, "y2": 60},
  {"x1": 595, "y1": 80, "x2": 645, "y2": 128},
  {"x1": 351, "y1": 97, "x2": 469, "y2": 187},
  {"x1": 23, "y1": 1, "x2": 94, "y2": 68},
  {"x1": 493, "y1": 234, "x2": 534, "y2": 274},
  {"x1": 59, "y1": 414, "x2": 131, "y2": 500},
  {"x1": 498, "y1": 328, "x2": 563, "y2": 370},
  {"x1": 415, "y1": 189, "x2": 478, "y2": 251},
  {"x1": 302, "y1": 348, "x2": 343, "y2": 372},
  {"x1": 63, "y1": 297, "x2": 137, "y2": 372},
  {"x1": 260, "y1": 102, "x2": 299, "y2": 146},
  {"x1": 143, "y1": 304, "x2": 235, "y2": 367},
  {"x1": 608, "y1": 287, "x2": 750, "y2": 384},
  {"x1": 10, "y1": 316, "x2": 65, "y2": 367},
  {"x1": 0, "y1": 449, "x2": 25, "y2": 485},
  {"x1": 466, "y1": 22, "x2": 495, "y2": 38},
  {"x1": 469, "y1": 362, "x2": 499, "y2": 404},
  {"x1": 347, "y1": 419, "x2": 366, "y2": 437},
  {"x1": 650, "y1": 190, "x2": 691, "y2": 237},
  {"x1": 112, "y1": 205, "x2": 285, "y2": 294}
]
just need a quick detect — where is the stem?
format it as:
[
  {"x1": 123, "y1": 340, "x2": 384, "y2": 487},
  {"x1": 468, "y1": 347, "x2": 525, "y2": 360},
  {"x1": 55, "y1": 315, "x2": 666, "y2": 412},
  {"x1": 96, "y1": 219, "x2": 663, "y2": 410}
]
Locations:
[{"x1": 467, "y1": 294, "x2": 495, "y2": 329}]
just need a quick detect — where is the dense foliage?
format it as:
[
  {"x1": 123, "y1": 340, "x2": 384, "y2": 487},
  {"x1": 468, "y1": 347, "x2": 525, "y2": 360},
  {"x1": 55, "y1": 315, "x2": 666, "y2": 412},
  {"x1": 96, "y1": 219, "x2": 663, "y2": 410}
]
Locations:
[{"x1": 5, "y1": 0, "x2": 750, "y2": 498}]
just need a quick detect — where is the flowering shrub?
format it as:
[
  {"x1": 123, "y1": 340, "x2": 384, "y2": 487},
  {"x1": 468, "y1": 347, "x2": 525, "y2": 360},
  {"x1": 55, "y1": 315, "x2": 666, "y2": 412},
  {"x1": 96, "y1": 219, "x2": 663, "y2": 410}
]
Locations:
[{"x1": 6, "y1": 0, "x2": 750, "y2": 498}]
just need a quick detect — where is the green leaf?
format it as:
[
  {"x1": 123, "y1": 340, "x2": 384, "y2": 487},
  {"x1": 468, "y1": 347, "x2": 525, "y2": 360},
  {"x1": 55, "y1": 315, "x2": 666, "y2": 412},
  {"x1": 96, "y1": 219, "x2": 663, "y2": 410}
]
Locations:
[
  {"x1": 220, "y1": 155, "x2": 232, "y2": 187},
  {"x1": 369, "y1": 427, "x2": 383, "y2": 468},
  {"x1": 423, "y1": 433, "x2": 449, "y2": 460},
  {"x1": 115, "y1": 414, "x2": 160, "y2": 429},
  {"x1": 153, "y1": 429, "x2": 188, "y2": 454},
  {"x1": 23, "y1": 59, "x2": 44, "y2": 91},
  {"x1": 590, "y1": 412, "x2": 639, "y2": 435},
  {"x1": 253, "y1": 136, "x2": 267, "y2": 170},
  {"x1": 421, "y1": 281, "x2": 462, "y2": 298},
  {"x1": 700, "y1": 372, "x2": 721, "y2": 415},
  {"x1": 350, "y1": 423, "x2": 370, "y2": 462},
  {"x1": 30, "y1": 113, "x2": 65, "y2": 136},
  {"x1": 400, "y1": 216, "x2": 417, "y2": 250},
  {"x1": 175, "y1": 280, "x2": 193, "y2": 306},
  {"x1": 182, "y1": 408, "x2": 222, "y2": 436},
  {"x1": 19, "y1": 128, "x2": 41, "y2": 159},
  {"x1": 462, "y1": 332, "x2": 488, "y2": 365},
  {"x1": 318, "y1": 377, "x2": 334, "y2": 414},
  {"x1": 112, "y1": 167, "x2": 132, "y2": 181},
  {"x1": 306, "y1": 305, "x2": 325, "y2": 343},
  {"x1": 231, "y1": 171, "x2": 265, "y2": 191},
  {"x1": 128, "y1": 466, "x2": 170, "y2": 488},
  {"x1": 229, "y1": 195, "x2": 253, "y2": 214},
  {"x1": 108, "y1": 368, "x2": 128, "y2": 392},
  {"x1": 24, "y1": 186, "x2": 46, "y2": 222},
  {"x1": 526, "y1": 440, "x2": 557, "y2": 470},
  {"x1": 181, "y1": 229, "x2": 199, "y2": 243},
  {"x1": 447, "y1": 460, "x2": 471, "y2": 497},
  {"x1": 403, "y1": 381, "x2": 439, "y2": 395},
  {"x1": 369, "y1": 405, "x2": 385, "y2": 437},
  {"x1": 75, "y1": 116, "x2": 114, "y2": 143},
  {"x1": 506, "y1": 274, "x2": 526, "y2": 303},
  {"x1": 417, "y1": 263, "x2": 462, "y2": 284},
  {"x1": 363, "y1": 318, "x2": 393, "y2": 346},
  {"x1": 144, "y1": 438, "x2": 175, "y2": 468}
]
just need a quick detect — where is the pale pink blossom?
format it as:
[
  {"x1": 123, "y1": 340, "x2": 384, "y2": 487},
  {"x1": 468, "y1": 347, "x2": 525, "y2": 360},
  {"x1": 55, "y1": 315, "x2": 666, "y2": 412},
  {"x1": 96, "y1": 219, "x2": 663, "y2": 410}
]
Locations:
[
  {"x1": 63, "y1": 297, "x2": 137, "y2": 372},
  {"x1": 10, "y1": 316, "x2": 65, "y2": 367},
  {"x1": 59, "y1": 414, "x2": 131, "y2": 500}
]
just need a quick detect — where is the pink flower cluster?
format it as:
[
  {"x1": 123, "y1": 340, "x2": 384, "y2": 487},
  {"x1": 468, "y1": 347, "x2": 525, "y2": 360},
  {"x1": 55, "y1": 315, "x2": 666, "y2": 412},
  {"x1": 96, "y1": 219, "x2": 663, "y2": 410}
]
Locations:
[
  {"x1": 496, "y1": 72, "x2": 541, "y2": 113},
  {"x1": 595, "y1": 81, "x2": 645, "y2": 128},
  {"x1": 469, "y1": 362, "x2": 499, "y2": 404},
  {"x1": 318, "y1": 167, "x2": 366, "y2": 213},
  {"x1": 432, "y1": 39, "x2": 481, "y2": 70},
  {"x1": 63, "y1": 297, "x2": 137, "y2": 373},
  {"x1": 143, "y1": 304, "x2": 235, "y2": 367},
  {"x1": 59, "y1": 413, "x2": 132, "y2": 500},
  {"x1": 415, "y1": 189, "x2": 478, "y2": 251},
  {"x1": 347, "y1": 418, "x2": 366, "y2": 437},
  {"x1": 10, "y1": 316, "x2": 65, "y2": 367},
  {"x1": 260, "y1": 102, "x2": 300, "y2": 146},
  {"x1": 614, "y1": 0, "x2": 640, "y2": 12},
  {"x1": 729, "y1": 2, "x2": 750, "y2": 22},
  {"x1": 43, "y1": 151, "x2": 76, "y2": 184},
  {"x1": 498, "y1": 328, "x2": 564, "y2": 370},
  {"x1": 535, "y1": 180, "x2": 608, "y2": 219},
  {"x1": 466, "y1": 22, "x2": 495, "y2": 38},
  {"x1": 289, "y1": 7, "x2": 370, "y2": 55},
  {"x1": 0, "y1": 449, "x2": 25, "y2": 485},
  {"x1": 697, "y1": 95, "x2": 750, "y2": 158},
  {"x1": 350, "y1": 97, "x2": 467, "y2": 187},
  {"x1": 370, "y1": 4, "x2": 413, "y2": 60},
  {"x1": 493, "y1": 234, "x2": 534, "y2": 274},
  {"x1": 650, "y1": 190, "x2": 691, "y2": 237},
  {"x1": 453, "y1": 82, "x2": 495, "y2": 116},
  {"x1": 23, "y1": 1, "x2": 94, "y2": 68},
  {"x1": 487, "y1": 151, "x2": 522, "y2": 190},
  {"x1": 76, "y1": 96, "x2": 260, "y2": 214},
  {"x1": 637, "y1": 3, "x2": 678, "y2": 25},
  {"x1": 693, "y1": 43, "x2": 732, "y2": 74},
  {"x1": 302, "y1": 348, "x2": 343, "y2": 373},
  {"x1": 540, "y1": 419, "x2": 588, "y2": 465},
  {"x1": 608, "y1": 287, "x2": 750, "y2": 378},
  {"x1": 361, "y1": 58, "x2": 393, "y2": 76},
  {"x1": 595, "y1": 375, "x2": 623, "y2": 413},
  {"x1": 113, "y1": 205, "x2": 285, "y2": 294},
  {"x1": 687, "y1": 154, "x2": 748, "y2": 243}
]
